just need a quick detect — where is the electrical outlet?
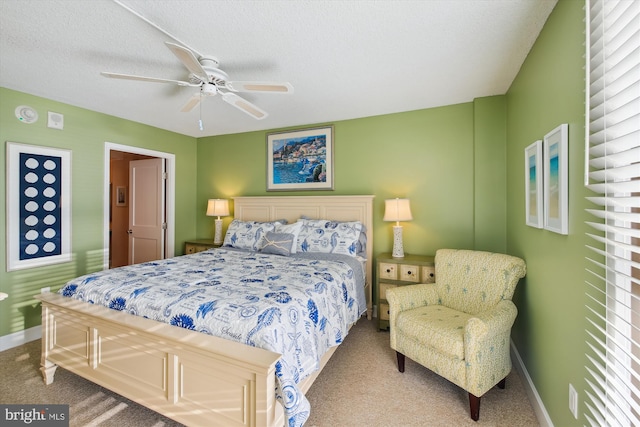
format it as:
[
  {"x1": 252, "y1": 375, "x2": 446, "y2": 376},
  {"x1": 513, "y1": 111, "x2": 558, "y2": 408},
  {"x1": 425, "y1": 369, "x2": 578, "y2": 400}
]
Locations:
[{"x1": 569, "y1": 383, "x2": 578, "y2": 419}]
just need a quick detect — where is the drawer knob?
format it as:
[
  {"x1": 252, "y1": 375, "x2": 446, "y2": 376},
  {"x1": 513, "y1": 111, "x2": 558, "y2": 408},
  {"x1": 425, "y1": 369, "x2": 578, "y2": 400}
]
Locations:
[
  {"x1": 407, "y1": 270, "x2": 412, "y2": 275},
  {"x1": 386, "y1": 268, "x2": 391, "y2": 273},
  {"x1": 430, "y1": 273, "x2": 434, "y2": 277}
]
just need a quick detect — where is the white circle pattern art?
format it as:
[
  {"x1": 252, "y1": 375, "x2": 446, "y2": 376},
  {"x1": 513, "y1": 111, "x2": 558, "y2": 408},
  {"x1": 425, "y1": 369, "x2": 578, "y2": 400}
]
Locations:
[{"x1": 19, "y1": 153, "x2": 62, "y2": 260}]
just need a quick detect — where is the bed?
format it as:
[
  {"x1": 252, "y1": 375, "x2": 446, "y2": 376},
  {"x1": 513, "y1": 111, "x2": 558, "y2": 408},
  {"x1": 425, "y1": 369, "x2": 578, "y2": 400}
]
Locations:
[{"x1": 36, "y1": 195, "x2": 374, "y2": 427}]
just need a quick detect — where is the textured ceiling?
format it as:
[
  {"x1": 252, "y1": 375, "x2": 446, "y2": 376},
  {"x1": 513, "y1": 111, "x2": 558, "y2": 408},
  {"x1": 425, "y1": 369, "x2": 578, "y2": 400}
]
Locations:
[{"x1": 0, "y1": 0, "x2": 557, "y2": 138}]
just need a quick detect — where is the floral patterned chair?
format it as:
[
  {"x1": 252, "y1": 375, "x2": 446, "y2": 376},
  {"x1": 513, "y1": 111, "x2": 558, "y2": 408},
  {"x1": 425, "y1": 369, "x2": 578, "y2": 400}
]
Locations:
[{"x1": 386, "y1": 249, "x2": 526, "y2": 421}]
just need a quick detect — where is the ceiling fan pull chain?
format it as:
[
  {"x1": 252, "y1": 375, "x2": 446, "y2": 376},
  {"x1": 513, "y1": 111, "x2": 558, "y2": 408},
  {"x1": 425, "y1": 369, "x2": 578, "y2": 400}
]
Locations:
[{"x1": 198, "y1": 91, "x2": 204, "y2": 131}]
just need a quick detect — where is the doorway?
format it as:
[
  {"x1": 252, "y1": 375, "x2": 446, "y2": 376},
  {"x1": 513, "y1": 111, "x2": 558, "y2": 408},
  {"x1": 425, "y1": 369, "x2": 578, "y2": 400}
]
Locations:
[{"x1": 103, "y1": 142, "x2": 176, "y2": 270}]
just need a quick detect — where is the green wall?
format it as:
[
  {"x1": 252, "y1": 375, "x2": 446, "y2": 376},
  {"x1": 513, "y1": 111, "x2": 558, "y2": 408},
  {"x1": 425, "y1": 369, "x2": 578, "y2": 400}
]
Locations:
[
  {"x1": 0, "y1": 87, "x2": 198, "y2": 338},
  {"x1": 506, "y1": 1, "x2": 588, "y2": 425},
  {"x1": 196, "y1": 99, "x2": 507, "y2": 259}
]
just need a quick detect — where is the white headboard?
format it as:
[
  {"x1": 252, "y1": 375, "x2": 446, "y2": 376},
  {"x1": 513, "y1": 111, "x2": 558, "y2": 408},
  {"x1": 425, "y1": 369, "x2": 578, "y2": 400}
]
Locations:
[{"x1": 233, "y1": 195, "x2": 374, "y2": 319}]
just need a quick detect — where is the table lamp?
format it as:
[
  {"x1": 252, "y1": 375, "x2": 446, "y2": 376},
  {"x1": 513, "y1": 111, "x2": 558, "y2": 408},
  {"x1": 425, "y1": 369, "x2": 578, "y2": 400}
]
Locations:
[
  {"x1": 206, "y1": 199, "x2": 230, "y2": 245},
  {"x1": 383, "y1": 198, "x2": 412, "y2": 258}
]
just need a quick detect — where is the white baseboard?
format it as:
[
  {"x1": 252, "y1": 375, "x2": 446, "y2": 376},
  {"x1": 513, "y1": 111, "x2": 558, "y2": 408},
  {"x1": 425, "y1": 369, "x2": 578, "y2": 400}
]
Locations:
[
  {"x1": 511, "y1": 340, "x2": 554, "y2": 427},
  {"x1": 0, "y1": 325, "x2": 41, "y2": 352}
]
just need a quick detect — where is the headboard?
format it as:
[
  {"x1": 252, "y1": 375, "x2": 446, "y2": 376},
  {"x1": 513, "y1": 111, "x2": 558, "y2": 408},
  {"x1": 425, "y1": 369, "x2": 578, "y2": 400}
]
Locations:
[{"x1": 233, "y1": 195, "x2": 374, "y2": 319}]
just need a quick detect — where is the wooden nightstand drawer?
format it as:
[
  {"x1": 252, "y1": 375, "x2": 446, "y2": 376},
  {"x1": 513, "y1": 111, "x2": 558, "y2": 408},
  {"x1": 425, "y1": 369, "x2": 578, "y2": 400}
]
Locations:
[
  {"x1": 186, "y1": 244, "x2": 210, "y2": 254},
  {"x1": 400, "y1": 264, "x2": 420, "y2": 282},
  {"x1": 379, "y1": 303, "x2": 390, "y2": 320},
  {"x1": 184, "y1": 240, "x2": 218, "y2": 254},
  {"x1": 379, "y1": 263, "x2": 398, "y2": 280},
  {"x1": 379, "y1": 282, "x2": 397, "y2": 300},
  {"x1": 422, "y1": 265, "x2": 436, "y2": 283},
  {"x1": 376, "y1": 253, "x2": 435, "y2": 330}
]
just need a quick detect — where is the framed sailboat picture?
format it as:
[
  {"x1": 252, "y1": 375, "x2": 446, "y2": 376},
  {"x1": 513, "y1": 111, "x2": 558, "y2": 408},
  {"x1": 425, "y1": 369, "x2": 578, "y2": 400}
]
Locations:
[{"x1": 266, "y1": 126, "x2": 334, "y2": 191}]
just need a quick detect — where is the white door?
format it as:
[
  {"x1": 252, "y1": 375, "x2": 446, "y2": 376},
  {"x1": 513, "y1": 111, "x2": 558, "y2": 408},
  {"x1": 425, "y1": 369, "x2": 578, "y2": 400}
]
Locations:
[{"x1": 128, "y1": 158, "x2": 166, "y2": 264}]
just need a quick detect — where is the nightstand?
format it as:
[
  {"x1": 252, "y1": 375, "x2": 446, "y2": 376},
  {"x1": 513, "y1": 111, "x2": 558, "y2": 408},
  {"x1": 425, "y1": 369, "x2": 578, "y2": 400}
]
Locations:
[
  {"x1": 376, "y1": 253, "x2": 435, "y2": 330},
  {"x1": 184, "y1": 239, "x2": 219, "y2": 254}
]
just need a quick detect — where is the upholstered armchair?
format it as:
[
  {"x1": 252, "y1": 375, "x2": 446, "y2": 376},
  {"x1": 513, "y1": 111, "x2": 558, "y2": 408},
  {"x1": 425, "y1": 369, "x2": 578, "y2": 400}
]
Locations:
[{"x1": 386, "y1": 249, "x2": 526, "y2": 421}]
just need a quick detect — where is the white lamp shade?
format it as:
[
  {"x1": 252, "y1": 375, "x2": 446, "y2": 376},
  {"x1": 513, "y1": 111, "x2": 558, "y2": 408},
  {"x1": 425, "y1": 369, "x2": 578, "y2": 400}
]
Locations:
[
  {"x1": 383, "y1": 198, "x2": 413, "y2": 222},
  {"x1": 206, "y1": 199, "x2": 229, "y2": 217}
]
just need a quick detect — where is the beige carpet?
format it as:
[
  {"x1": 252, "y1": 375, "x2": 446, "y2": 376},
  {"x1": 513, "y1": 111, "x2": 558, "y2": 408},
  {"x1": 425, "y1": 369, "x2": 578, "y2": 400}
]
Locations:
[{"x1": 0, "y1": 318, "x2": 539, "y2": 426}]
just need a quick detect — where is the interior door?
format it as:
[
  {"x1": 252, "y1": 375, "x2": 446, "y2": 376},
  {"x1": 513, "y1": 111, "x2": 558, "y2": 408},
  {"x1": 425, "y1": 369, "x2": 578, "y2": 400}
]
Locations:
[{"x1": 128, "y1": 158, "x2": 165, "y2": 264}]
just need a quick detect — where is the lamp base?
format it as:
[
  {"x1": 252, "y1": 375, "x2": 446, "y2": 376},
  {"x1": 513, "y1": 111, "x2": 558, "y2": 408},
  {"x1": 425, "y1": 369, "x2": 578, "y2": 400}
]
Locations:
[
  {"x1": 391, "y1": 225, "x2": 404, "y2": 258},
  {"x1": 214, "y1": 218, "x2": 223, "y2": 245}
]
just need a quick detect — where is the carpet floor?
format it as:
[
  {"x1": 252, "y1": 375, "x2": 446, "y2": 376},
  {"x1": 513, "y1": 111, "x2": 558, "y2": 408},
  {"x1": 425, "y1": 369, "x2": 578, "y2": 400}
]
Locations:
[{"x1": 0, "y1": 318, "x2": 540, "y2": 426}]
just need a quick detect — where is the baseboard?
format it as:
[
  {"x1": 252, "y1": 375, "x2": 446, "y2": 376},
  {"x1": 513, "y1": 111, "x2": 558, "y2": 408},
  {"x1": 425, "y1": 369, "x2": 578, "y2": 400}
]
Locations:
[
  {"x1": 0, "y1": 325, "x2": 41, "y2": 352},
  {"x1": 511, "y1": 340, "x2": 554, "y2": 427}
]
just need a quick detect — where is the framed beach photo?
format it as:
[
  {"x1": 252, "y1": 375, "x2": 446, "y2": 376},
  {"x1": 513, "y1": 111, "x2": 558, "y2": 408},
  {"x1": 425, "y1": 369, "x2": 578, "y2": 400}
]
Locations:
[
  {"x1": 525, "y1": 140, "x2": 543, "y2": 228},
  {"x1": 543, "y1": 124, "x2": 569, "y2": 235},
  {"x1": 6, "y1": 142, "x2": 72, "y2": 271},
  {"x1": 266, "y1": 125, "x2": 334, "y2": 191}
]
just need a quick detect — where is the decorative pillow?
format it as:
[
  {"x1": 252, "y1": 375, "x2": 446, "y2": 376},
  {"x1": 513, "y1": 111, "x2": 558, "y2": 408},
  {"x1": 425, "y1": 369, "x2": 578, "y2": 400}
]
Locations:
[
  {"x1": 296, "y1": 219, "x2": 364, "y2": 257},
  {"x1": 222, "y1": 220, "x2": 280, "y2": 251},
  {"x1": 275, "y1": 221, "x2": 303, "y2": 253},
  {"x1": 259, "y1": 232, "x2": 295, "y2": 256}
]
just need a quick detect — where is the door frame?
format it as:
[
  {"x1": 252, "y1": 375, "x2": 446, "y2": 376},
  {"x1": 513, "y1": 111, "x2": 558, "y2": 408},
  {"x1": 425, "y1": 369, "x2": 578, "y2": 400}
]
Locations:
[{"x1": 103, "y1": 142, "x2": 176, "y2": 270}]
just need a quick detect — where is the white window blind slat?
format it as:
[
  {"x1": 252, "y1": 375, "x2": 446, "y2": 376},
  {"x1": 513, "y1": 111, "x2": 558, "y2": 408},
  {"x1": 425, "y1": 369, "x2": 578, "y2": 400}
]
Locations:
[
  {"x1": 589, "y1": 163, "x2": 640, "y2": 182},
  {"x1": 589, "y1": 130, "x2": 640, "y2": 156},
  {"x1": 585, "y1": 209, "x2": 640, "y2": 223},
  {"x1": 590, "y1": 146, "x2": 640, "y2": 169},
  {"x1": 586, "y1": 221, "x2": 640, "y2": 239}
]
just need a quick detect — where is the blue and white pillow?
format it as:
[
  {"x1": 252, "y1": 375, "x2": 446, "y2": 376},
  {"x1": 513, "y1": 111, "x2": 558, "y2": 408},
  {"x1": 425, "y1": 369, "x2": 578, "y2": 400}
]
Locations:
[
  {"x1": 296, "y1": 219, "x2": 364, "y2": 257},
  {"x1": 223, "y1": 220, "x2": 281, "y2": 251}
]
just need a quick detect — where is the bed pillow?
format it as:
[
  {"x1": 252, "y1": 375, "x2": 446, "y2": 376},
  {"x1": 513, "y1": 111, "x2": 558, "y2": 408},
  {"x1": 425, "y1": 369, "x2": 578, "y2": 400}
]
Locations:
[
  {"x1": 223, "y1": 219, "x2": 280, "y2": 251},
  {"x1": 296, "y1": 219, "x2": 364, "y2": 257},
  {"x1": 275, "y1": 221, "x2": 303, "y2": 254},
  {"x1": 259, "y1": 232, "x2": 295, "y2": 256}
]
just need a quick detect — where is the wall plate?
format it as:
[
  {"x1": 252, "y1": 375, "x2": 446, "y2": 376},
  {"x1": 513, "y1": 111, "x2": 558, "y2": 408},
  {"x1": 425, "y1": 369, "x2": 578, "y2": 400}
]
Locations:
[
  {"x1": 48, "y1": 111, "x2": 64, "y2": 130},
  {"x1": 15, "y1": 105, "x2": 38, "y2": 123}
]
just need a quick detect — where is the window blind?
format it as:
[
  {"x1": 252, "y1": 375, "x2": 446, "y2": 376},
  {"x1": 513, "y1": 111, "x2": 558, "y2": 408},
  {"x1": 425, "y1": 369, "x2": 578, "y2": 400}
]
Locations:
[{"x1": 584, "y1": 0, "x2": 640, "y2": 426}]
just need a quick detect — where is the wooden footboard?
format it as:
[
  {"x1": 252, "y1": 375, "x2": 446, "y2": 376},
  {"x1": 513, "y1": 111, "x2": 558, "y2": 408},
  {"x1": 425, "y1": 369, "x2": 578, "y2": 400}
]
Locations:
[{"x1": 36, "y1": 292, "x2": 285, "y2": 427}]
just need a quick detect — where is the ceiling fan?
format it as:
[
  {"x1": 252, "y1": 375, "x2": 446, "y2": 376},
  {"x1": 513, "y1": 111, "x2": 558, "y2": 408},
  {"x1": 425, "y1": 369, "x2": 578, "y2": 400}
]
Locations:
[{"x1": 102, "y1": 1, "x2": 293, "y2": 125}]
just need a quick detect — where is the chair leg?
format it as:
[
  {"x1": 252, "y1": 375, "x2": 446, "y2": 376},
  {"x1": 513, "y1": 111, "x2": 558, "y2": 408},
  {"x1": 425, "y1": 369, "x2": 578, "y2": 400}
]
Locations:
[
  {"x1": 396, "y1": 351, "x2": 405, "y2": 373},
  {"x1": 497, "y1": 377, "x2": 506, "y2": 389},
  {"x1": 469, "y1": 393, "x2": 480, "y2": 421}
]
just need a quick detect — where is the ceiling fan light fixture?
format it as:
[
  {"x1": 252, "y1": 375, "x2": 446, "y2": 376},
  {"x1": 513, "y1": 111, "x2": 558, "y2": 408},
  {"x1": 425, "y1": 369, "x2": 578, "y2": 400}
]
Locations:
[{"x1": 201, "y1": 84, "x2": 217, "y2": 96}]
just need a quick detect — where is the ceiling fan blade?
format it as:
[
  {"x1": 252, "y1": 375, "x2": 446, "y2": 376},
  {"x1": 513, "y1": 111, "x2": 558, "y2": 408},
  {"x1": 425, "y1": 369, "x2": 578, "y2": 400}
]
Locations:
[
  {"x1": 165, "y1": 42, "x2": 209, "y2": 81},
  {"x1": 181, "y1": 92, "x2": 202, "y2": 112},
  {"x1": 226, "y1": 81, "x2": 294, "y2": 94},
  {"x1": 220, "y1": 92, "x2": 268, "y2": 120},
  {"x1": 101, "y1": 72, "x2": 195, "y2": 86}
]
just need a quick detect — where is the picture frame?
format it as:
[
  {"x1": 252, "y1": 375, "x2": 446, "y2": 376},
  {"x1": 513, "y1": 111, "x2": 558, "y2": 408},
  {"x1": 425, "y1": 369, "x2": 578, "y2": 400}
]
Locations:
[
  {"x1": 6, "y1": 142, "x2": 72, "y2": 271},
  {"x1": 266, "y1": 125, "x2": 334, "y2": 191},
  {"x1": 525, "y1": 140, "x2": 544, "y2": 228},
  {"x1": 543, "y1": 124, "x2": 569, "y2": 235},
  {"x1": 116, "y1": 186, "x2": 127, "y2": 207}
]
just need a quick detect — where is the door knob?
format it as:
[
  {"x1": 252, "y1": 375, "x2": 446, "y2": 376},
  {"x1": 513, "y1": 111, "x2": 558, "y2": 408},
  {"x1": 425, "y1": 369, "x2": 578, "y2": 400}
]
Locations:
[{"x1": 127, "y1": 229, "x2": 133, "y2": 234}]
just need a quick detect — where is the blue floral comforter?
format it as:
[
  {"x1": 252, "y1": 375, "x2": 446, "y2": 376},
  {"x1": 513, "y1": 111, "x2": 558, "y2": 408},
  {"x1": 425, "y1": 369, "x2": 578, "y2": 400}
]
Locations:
[{"x1": 59, "y1": 248, "x2": 366, "y2": 426}]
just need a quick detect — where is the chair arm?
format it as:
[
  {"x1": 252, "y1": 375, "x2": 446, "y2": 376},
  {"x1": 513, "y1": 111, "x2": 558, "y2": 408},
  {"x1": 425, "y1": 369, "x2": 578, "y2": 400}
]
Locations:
[
  {"x1": 463, "y1": 300, "x2": 518, "y2": 395},
  {"x1": 385, "y1": 283, "x2": 440, "y2": 314},
  {"x1": 386, "y1": 284, "x2": 439, "y2": 349},
  {"x1": 464, "y1": 299, "x2": 518, "y2": 342}
]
